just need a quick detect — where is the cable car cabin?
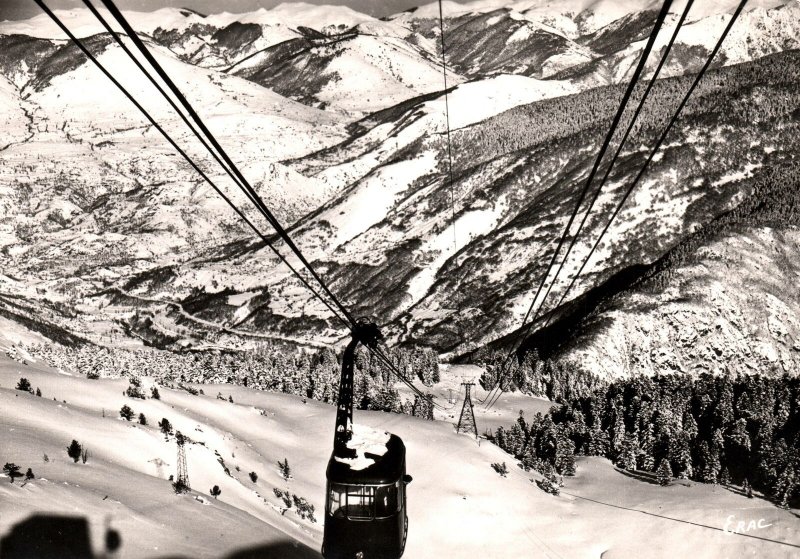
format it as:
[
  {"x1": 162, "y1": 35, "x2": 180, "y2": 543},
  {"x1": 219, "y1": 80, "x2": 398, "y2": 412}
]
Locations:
[
  {"x1": 323, "y1": 320, "x2": 413, "y2": 558},
  {"x1": 323, "y1": 433, "x2": 409, "y2": 559}
]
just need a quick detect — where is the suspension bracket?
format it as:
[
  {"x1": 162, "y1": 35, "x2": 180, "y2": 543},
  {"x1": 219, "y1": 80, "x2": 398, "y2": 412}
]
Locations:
[{"x1": 333, "y1": 319, "x2": 384, "y2": 456}]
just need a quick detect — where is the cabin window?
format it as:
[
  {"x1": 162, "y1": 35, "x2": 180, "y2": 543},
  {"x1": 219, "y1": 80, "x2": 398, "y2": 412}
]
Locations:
[
  {"x1": 328, "y1": 483, "x2": 346, "y2": 518},
  {"x1": 375, "y1": 483, "x2": 400, "y2": 518},
  {"x1": 345, "y1": 486, "x2": 375, "y2": 520},
  {"x1": 328, "y1": 483, "x2": 400, "y2": 520}
]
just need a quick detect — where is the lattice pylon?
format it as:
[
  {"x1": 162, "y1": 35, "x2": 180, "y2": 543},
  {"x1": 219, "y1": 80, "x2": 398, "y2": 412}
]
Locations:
[
  {"x1": 456, "y1": 382, "x2": 478, "y2": 438},
  {"x1": 176, "y1": 431, "x2": 190, "y2": 489}
]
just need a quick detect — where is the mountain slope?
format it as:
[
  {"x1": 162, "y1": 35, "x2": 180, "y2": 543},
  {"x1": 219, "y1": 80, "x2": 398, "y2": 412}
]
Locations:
[
  {"x1": 2, "y1": 354, "x2": 799, "y2": 558},
  {"x1": 405, "y1": 0, "x2": 800, "y2": 87},
  {"x1": 4, "y1": 1, "x2": 798, "y2": 115},
  {"x1": 555, "y1": 1, "x2": 800, "y2": 88},
  {"x1": 4, "y1": 48, "x2": 796, "y2": 361},
  {"x1": 528, "y1": 163, "x2": 800, "y2": 379},
  {"x1": 1, "y1": 2, "x2": 799, "y2": 376},
  {"x1": 410, "y1": 0, "x2": 793, "y2": 36},
  {"x1": 227, "y1": 26, "x2": 462, "y2": 114},
  {"x1": 0, "y1": 4, "x2": 376, "y2": 40},
  {"x1": 410, "y1": 8, "x2": 596, "y2": 78},
  {"x1": 0, "y1": 31, "x2": 348, "y2": 308},
  {"x1": 129, "y1": 50, "x2": 795, "y2": 357}
]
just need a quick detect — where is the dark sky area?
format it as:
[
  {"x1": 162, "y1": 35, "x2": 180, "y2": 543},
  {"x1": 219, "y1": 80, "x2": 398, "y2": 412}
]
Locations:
[{"x1": 0, "y1": 0, "x2": 453, "y2": 20}]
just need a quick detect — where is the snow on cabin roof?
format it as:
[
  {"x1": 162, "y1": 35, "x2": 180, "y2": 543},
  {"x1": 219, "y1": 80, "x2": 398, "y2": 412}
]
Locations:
[
  {"x1": 334, "y1": 423, "x2": 390, "y2": 471},
  {"x1": 327, "y1": 426, "x2": 406, "y2": 485}
]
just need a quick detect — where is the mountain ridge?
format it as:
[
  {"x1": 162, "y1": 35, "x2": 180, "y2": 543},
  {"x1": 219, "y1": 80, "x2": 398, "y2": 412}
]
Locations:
[{"x1": 0, "y1": 2, "x2": 798, "y2": 382}]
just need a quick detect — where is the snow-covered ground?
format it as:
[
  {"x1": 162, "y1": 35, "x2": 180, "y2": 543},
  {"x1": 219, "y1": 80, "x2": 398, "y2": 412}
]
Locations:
[{"x1": 2, "y1": 354, "x2": 798, "y2": 558}]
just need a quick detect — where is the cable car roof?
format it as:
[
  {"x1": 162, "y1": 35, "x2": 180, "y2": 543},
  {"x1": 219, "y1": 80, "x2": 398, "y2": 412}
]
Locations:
[{"x1": 327, "y1": 434, "x2": 406, "y2": 485}]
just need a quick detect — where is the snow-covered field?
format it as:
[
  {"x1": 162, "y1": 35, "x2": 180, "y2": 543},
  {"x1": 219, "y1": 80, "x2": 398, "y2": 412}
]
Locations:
[{"x1": 2, "y1": 354, "x2": 799, "y2": 558}]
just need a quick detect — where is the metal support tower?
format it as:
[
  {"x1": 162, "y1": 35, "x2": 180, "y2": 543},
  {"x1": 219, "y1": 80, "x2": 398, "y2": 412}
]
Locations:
[
  {"x1": 176, "y1": 431, "x2": 190, "y2": 490},
  {"x1": 456, "y1": 382, "x2": 478, "y2": 438}
]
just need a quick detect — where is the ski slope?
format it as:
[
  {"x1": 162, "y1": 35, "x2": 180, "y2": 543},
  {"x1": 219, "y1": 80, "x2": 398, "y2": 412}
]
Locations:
[{"x1": 2, "y1": 352, "x2": 799, "y2": 558}]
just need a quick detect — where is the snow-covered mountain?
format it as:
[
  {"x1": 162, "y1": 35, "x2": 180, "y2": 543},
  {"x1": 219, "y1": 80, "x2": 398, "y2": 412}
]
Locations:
[
  {"x1": 408, "y1": 0, "x2": 792, "y2": 35},
  {"x1": 0, "y1": 3, "x2": 376, "y2": 39},
  {"x1": 533, "y1": 167, "x2": 800, "y2": 380},
  {"x1": 225, "y1": 24, "x2": 462, "y2": 114},
  {"x1": 402, "y1": 0, "x2": 800, "y2": 85},
  {"x1": 0, "y1": 30, "x2": 348, "y2": 272},
  {"x1": 6, "y1": 2, "x2": 797, "y2": 114},
  {"x1": 1, "y1": 1, "x2": 799, "y2": 378}
]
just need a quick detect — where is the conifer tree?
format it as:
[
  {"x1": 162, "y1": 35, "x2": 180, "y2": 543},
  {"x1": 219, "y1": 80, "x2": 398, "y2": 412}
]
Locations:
[
  {"x1": 683, "y1": 410, "x2": 698, "y2": 439},
  {"x1": 508, "y1": 423, "x2": 526, "y2": 458},
  {"x1": 536, "y1": 417, "x2": 559, "y2": 463},
  {"x1": 159, "y1": 417, "x2": 173, "y2": 435},
  {"x1": 491, "y1": 462, "x2": 509, "y2": 477},
  {"x1": 555, "y1": 436, "x2": 576, "y2": 477},
  {"x1": 617, "y1": 432, "x2": 639, "y2": 471},
  {"x1": 656, "y1": 458, "x2": 673, "y2": 486},
  {"x1": 520, "y1": 442, "x2": 538, "y2": 471},
  {"x1": 742, "y1": 478, "x2": 753, "y2": 498},
  {"x1": 15, "y1": 378, "x2": 32, "y2": 392},
  {"x1": 3, "y1": 463, "x2": 21, "y2": 483},
  {"x1": 773, "y1": 467, "x2": 795, "y2": 509},
  {"x1": 356, "y1": 375, "x2": 372, "y2": 409},
  {"x1": 639, "y1": 424, "x2": 655, "y2": 471},
  {"x1": 715, "y1": 379, "x2": 735, "y2": 430},
  {"x1": 278, "y1": 458, "x2": 292, "y2": 481},
  {"x1": 120, "y1": 404, "x2": 134, "y2": 421},
  {"x1": 587, "y1": 425, "x2": 610, "y2": 456},
  {"x1": 698, "y1": 440, "x2": 720, "y2": 483},
  {"x1": 611, "y1": 407, "x2": 625, "y2": 457},
  {"x1": 411, "y1": 394, "x2": 434, "y2": 420},
  {"x1": 67, "y1": 440, "x2": 82, "y2": 463},
  {"x1": 670, "y1": 431, "x2": 693, "y2": 479}
]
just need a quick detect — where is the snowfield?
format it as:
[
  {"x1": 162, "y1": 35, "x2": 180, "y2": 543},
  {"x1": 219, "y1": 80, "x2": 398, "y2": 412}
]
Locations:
[{"x1": 2, "y1": 354, "x2": 799, "y2": 558}]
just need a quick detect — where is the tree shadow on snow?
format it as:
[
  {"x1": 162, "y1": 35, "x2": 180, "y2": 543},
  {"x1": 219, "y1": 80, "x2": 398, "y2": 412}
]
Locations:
[{"x1": 613, "y1": 467, "x2": 662, "y2": 486}]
